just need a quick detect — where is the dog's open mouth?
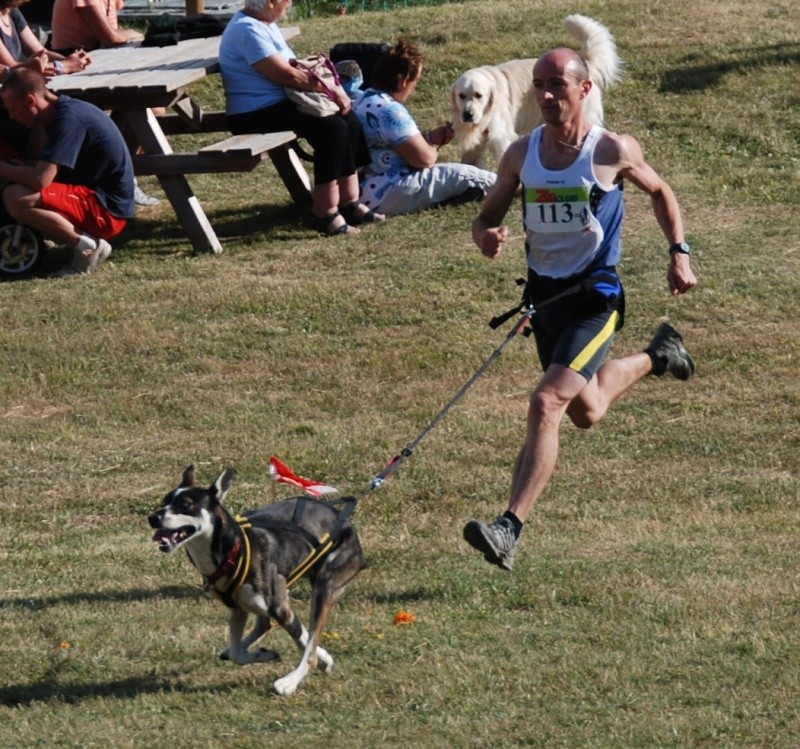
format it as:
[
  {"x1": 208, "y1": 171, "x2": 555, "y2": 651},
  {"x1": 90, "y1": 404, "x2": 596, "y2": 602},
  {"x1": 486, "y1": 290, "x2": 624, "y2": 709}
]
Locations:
[{"x1": 152, "y1": 526, "x2": 195, "y2": 553}]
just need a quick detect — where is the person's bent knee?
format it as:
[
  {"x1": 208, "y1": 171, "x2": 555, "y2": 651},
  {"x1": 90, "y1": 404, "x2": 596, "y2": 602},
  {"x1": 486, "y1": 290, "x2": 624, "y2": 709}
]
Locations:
[
  {"x1": 567, "y1": 407, "x2": 597, "y2": 430},
  {"x1": 528, "y1": 388, "x2": 570, "y2": 424},
  {"x1": 2, "y1": 184, "x2": 38, "y2": 219}
]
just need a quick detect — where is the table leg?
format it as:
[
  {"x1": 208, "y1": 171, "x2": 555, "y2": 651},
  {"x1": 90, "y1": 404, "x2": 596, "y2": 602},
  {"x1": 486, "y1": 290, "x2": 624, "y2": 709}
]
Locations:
[
  {"x1": 122, "y1": 108, "x2": 224, "y2": 254},
  {"x1": 268, "y1": 143, "x2": 313, "y2": 207}
]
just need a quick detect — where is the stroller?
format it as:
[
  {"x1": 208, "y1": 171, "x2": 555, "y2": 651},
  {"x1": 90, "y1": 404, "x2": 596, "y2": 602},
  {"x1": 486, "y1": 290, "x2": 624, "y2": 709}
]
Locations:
[
  {"x1": 0, "y1": 130, "x2": 45, "y2": 278},
  {"x1": 0, "y1": 211, "x2": 43, "y2": 278}
]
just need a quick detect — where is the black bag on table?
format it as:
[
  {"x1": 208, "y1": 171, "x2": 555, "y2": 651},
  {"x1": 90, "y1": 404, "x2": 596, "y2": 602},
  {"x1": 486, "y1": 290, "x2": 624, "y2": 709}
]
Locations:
[{"x1": 142, "y1": 12, "x2": 226, "y2": 47}]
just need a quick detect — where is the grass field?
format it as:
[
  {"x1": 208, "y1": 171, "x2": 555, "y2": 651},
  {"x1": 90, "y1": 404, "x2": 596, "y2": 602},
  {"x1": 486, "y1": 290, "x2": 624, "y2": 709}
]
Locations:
[{"x1": 1, "y1": 0, "x2": 799, "y2": 746}]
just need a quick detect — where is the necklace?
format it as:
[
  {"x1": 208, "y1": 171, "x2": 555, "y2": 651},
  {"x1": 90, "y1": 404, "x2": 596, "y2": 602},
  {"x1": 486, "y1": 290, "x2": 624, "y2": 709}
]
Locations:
[
  {"x1": 552, "y1": 124, "x2": 590, "y2": 152},
  {"x1": 556, "y1": 135, "x2": 587, "y2": 151}
]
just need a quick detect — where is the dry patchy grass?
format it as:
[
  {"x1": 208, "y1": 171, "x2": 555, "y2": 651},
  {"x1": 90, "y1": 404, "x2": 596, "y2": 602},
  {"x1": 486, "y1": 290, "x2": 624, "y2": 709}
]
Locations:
[{"x1": 0, "y1": 1, "x2": 799, "y2": 747}]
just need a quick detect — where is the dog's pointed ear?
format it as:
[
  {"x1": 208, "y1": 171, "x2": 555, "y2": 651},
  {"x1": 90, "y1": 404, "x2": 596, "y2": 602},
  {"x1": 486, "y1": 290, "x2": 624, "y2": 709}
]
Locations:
[
  {"x1": 181, "y1": 465, "x2": 197, "y2": 488},
  {"x1": 210, "y1": 469, "x2": 237, "y2": 504}
]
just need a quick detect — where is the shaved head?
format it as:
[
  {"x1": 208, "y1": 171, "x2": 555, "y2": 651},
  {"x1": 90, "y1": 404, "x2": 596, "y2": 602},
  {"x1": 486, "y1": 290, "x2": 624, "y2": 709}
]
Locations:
[{"x1": 534, "y1": 47, "x2": 590, "y2": 82}]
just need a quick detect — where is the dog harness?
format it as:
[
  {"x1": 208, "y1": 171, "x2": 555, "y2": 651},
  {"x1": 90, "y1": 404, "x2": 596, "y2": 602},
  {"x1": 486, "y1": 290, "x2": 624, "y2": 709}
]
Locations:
[
  {"x1": 264, "y1": 496, "x2": 358, "y2": 589},
  {"x1": 206, "y1": 497, "x2": 358, "y2": 608},
  {"x1": 205, "y1": 516, "x2": 253, "y2": 608}
]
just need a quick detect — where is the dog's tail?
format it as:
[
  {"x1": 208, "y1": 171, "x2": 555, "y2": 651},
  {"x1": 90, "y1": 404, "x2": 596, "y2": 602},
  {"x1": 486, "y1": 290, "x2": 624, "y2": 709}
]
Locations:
[{"x1": 564, "y1": 14, "x2": 622, "y2": 91}]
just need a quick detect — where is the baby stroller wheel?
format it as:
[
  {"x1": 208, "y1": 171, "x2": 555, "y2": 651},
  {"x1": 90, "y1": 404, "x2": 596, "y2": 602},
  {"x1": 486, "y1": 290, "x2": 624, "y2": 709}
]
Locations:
[{"x1": 0, "y1": 222, "x2": 43, "y2": 277}]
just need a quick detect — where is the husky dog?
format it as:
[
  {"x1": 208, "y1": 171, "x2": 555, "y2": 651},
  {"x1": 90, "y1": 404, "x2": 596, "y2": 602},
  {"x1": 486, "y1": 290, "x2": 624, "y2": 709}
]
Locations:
[
  {"x1": 148, "y1": 465, "x2": 366, "y2": 696},
  {"x1": 450, "y1": 14, "x2": 622, "y2": 168}
]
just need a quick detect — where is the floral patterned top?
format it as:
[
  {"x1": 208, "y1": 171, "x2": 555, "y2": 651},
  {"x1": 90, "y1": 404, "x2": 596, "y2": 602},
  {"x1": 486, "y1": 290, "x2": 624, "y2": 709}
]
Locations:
[{"x1": 353, "y1": 88, "x2": 421, "y2": 208}]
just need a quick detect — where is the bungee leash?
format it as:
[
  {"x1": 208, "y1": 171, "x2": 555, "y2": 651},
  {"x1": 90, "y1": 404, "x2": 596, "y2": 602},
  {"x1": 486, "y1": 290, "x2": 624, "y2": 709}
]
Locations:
[
  {"x1": 266, "y1": 278, "x2": 586, "y2": 585},
  {"x1": 265, "y1": 298, "x2": 535, "y2": 587},
  {"x1": 358, "y1": 300, "x2": 537, "y2": 499},
  {"x1": 357, "y1": 274, "x2": 592, "y2": 499}
]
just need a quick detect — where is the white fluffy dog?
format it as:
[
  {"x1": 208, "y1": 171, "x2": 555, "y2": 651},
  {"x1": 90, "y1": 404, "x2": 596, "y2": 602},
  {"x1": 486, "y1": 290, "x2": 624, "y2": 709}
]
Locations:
[{"x1": 450, "y1": 15, "x2": 622, "y2": 169}]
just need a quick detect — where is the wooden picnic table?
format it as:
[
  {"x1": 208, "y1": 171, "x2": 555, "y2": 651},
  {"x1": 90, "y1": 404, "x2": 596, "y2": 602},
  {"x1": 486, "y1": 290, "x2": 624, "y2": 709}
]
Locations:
[{"x1": 47, "y1": 31, "x2": 311, "y2": 254}]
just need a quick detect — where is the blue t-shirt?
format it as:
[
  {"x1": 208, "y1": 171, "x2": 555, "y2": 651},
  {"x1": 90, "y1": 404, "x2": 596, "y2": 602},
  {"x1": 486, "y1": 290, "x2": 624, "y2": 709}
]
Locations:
[
  {"x1": 42, "y1": 96, "x2": 135, "y2": 219},
  {"x1": 0, "y1": 9, "x2": 28, "y2": 62},
  {"x1": 353, "y1": 88, "x2": 420, "y2": 208},
  {"x1": 219, "y1": 11, "x2": 295, "y2": 115}
]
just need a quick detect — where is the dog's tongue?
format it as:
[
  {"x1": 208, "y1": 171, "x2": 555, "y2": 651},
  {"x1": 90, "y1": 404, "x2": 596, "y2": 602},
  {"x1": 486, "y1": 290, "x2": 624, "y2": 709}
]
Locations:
[{"x1": 152, "y1": 529, "x2": 180, "y2": 551}]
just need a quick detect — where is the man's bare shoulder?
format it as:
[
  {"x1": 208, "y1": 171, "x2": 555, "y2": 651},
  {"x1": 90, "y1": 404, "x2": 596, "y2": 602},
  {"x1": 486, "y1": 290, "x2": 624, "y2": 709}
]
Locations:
[
  {"x1": 595, "y1": 129, "x2": 644, "y2": 170},
  {"x1": 493, "y1": 134, "x2": 529, "y2": 178},
  {"x1": 503, "y1": 134, "x2": 530, "y2": 163}
]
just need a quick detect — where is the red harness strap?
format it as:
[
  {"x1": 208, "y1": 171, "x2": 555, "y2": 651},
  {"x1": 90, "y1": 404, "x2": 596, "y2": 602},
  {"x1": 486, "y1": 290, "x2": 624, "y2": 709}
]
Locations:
[{"x1": 205, "y1": 538, "x2": 242, "y2": 586}]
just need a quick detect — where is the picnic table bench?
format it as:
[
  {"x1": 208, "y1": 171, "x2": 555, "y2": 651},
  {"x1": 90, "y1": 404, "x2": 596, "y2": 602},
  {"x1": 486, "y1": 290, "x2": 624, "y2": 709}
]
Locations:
[{"x1": 47, "y1": 31, "x2": 311, "y2": 254}]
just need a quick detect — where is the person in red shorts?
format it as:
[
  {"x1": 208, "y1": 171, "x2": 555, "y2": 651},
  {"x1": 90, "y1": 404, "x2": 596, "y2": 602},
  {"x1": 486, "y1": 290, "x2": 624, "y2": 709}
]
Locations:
[{"x1": 0, "y1": 66, "x2": 134, "y2": 276}]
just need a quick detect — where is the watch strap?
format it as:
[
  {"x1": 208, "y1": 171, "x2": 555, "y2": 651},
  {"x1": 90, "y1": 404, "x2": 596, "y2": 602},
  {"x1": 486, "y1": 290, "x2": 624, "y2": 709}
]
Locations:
[{"x1": 669, "y1": 242, "x2": 691, "y2": 255}]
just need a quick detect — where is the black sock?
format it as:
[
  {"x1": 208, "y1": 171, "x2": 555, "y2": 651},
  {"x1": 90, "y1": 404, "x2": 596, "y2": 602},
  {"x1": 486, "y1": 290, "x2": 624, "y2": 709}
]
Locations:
[
  {"x1": 503, "y1": 511, "x2": 523, "y2": 539},
  {"x1": 645, "y1": 348, "x2": 665, "y2": 376}
]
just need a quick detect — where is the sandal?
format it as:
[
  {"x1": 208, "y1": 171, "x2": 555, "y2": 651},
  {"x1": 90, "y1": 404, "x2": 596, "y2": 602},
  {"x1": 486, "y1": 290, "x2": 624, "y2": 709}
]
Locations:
[
  {"x1": 341, "y1": 201, "x2": 386, "y2": 226},
  {"x1": 310, "y1": 211, "x2": 357, "y2": 236}
]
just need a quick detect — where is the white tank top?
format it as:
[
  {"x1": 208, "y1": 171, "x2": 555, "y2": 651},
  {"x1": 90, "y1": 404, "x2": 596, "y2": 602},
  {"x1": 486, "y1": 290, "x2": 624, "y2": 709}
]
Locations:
[{"x1": 520, "y1": 125, "x2": 619, "y2": 278}]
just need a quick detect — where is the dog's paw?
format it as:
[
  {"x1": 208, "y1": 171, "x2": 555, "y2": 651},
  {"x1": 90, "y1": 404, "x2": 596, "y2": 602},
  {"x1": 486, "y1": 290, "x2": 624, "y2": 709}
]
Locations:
[
  {"x1": 220, "y1": 647, "x2": 280, "y2": 664},
  {"x1": 272, "y1": 670, "x2": 304, "y2": 697},
  {"x1": 252, "y1": 648, "x2": 281, "y2": 663}
]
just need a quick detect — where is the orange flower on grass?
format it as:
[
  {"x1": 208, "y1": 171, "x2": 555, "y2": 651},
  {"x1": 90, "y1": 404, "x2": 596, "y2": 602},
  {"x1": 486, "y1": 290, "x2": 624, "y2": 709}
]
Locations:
[{"x1": 394, "y1": 610, "x2": 416, "y2": 625}]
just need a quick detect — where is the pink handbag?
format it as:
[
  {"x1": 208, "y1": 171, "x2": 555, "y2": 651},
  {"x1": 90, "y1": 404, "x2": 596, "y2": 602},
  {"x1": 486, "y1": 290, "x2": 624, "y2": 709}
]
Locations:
[{"x1": 284, "y1": 54, "x2": 342, "y2": 117}]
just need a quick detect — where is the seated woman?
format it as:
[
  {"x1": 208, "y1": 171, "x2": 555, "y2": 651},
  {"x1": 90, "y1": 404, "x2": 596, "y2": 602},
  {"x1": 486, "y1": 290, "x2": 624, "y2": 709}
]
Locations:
[
  {"x1": 219, "y1": 0, "x2": 383, "y2": 235},
  {"x1": 1, "y1": 0, "x2": 90, "y2": 77},
  {"x1": 50, "y1": 0, "x2": 143, "y2": 54},
  {"x1": 353, "y1": 39, "x2": 497, "y2": 215}
]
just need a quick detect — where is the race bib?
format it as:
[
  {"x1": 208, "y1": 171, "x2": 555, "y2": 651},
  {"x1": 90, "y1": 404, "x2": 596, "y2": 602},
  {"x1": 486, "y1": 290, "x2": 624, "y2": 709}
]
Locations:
[{"x1": 525, "y1": 186, "x2": 591, "y2": 234}]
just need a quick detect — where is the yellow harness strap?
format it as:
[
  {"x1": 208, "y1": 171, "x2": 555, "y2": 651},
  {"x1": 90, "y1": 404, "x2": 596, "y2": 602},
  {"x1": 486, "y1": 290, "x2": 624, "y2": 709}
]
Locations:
[
  {"x1": 224, "y1": 515, "x2": 252, "y2": 599},
  {"x1": 285, "y1": 532, "x2": 333, "y2": 589}
]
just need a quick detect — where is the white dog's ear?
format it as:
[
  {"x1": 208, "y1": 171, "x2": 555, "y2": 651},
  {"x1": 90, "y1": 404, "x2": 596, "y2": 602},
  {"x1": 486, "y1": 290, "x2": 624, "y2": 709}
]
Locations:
[
  {"x1": 210, "y1": 469, "x2": 236, "y2": 504},
  {"x1": 180, "y1": 464, "x2": 197, "y2": 488}
]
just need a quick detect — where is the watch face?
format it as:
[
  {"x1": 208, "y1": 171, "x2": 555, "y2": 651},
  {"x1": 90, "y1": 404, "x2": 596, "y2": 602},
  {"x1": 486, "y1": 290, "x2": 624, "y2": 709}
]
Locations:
[{"x1": 671, "y1": 242, "x2": 690, "y2": 254}]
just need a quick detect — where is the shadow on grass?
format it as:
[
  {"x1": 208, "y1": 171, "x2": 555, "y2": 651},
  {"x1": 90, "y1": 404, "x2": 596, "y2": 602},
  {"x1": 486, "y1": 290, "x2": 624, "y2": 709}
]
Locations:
[
  {"x1": 210, "y1": 203, "x2": 308, "y2": 241},
  {"x1": 659, "y1": 41, "x2": 800, "y2": 92},
  {"x1": 0, "y1": 674, "x2": 187, "y2": 707},
  {"x1": 371, "y1": 586, "x2": 447, "y2": 605},
  {"x1": 1, "y1": 582, "x2": 445, "y2": 609},
  {"x1": 123, "y1": 202, "x2": 307, "y2": 257},
  {"x1": 1, "y1": 200, "x2": 315, "y2": 275},
  {"x1": 0, "y1": 584, "x2": 199, "y2": 611}
]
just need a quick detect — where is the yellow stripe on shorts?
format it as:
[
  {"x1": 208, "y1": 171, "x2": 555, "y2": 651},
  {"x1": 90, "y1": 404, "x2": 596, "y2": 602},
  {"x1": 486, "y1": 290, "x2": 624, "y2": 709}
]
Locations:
[{"x1": 569, "y1": 311, "x2": 621, "y2": 373}]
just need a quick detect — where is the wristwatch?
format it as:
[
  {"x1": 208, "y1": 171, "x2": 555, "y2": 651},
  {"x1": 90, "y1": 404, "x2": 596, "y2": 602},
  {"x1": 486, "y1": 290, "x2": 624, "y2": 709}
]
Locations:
[{"x1": 669, "y1": 242, "x2": 691, "y2": 255}]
